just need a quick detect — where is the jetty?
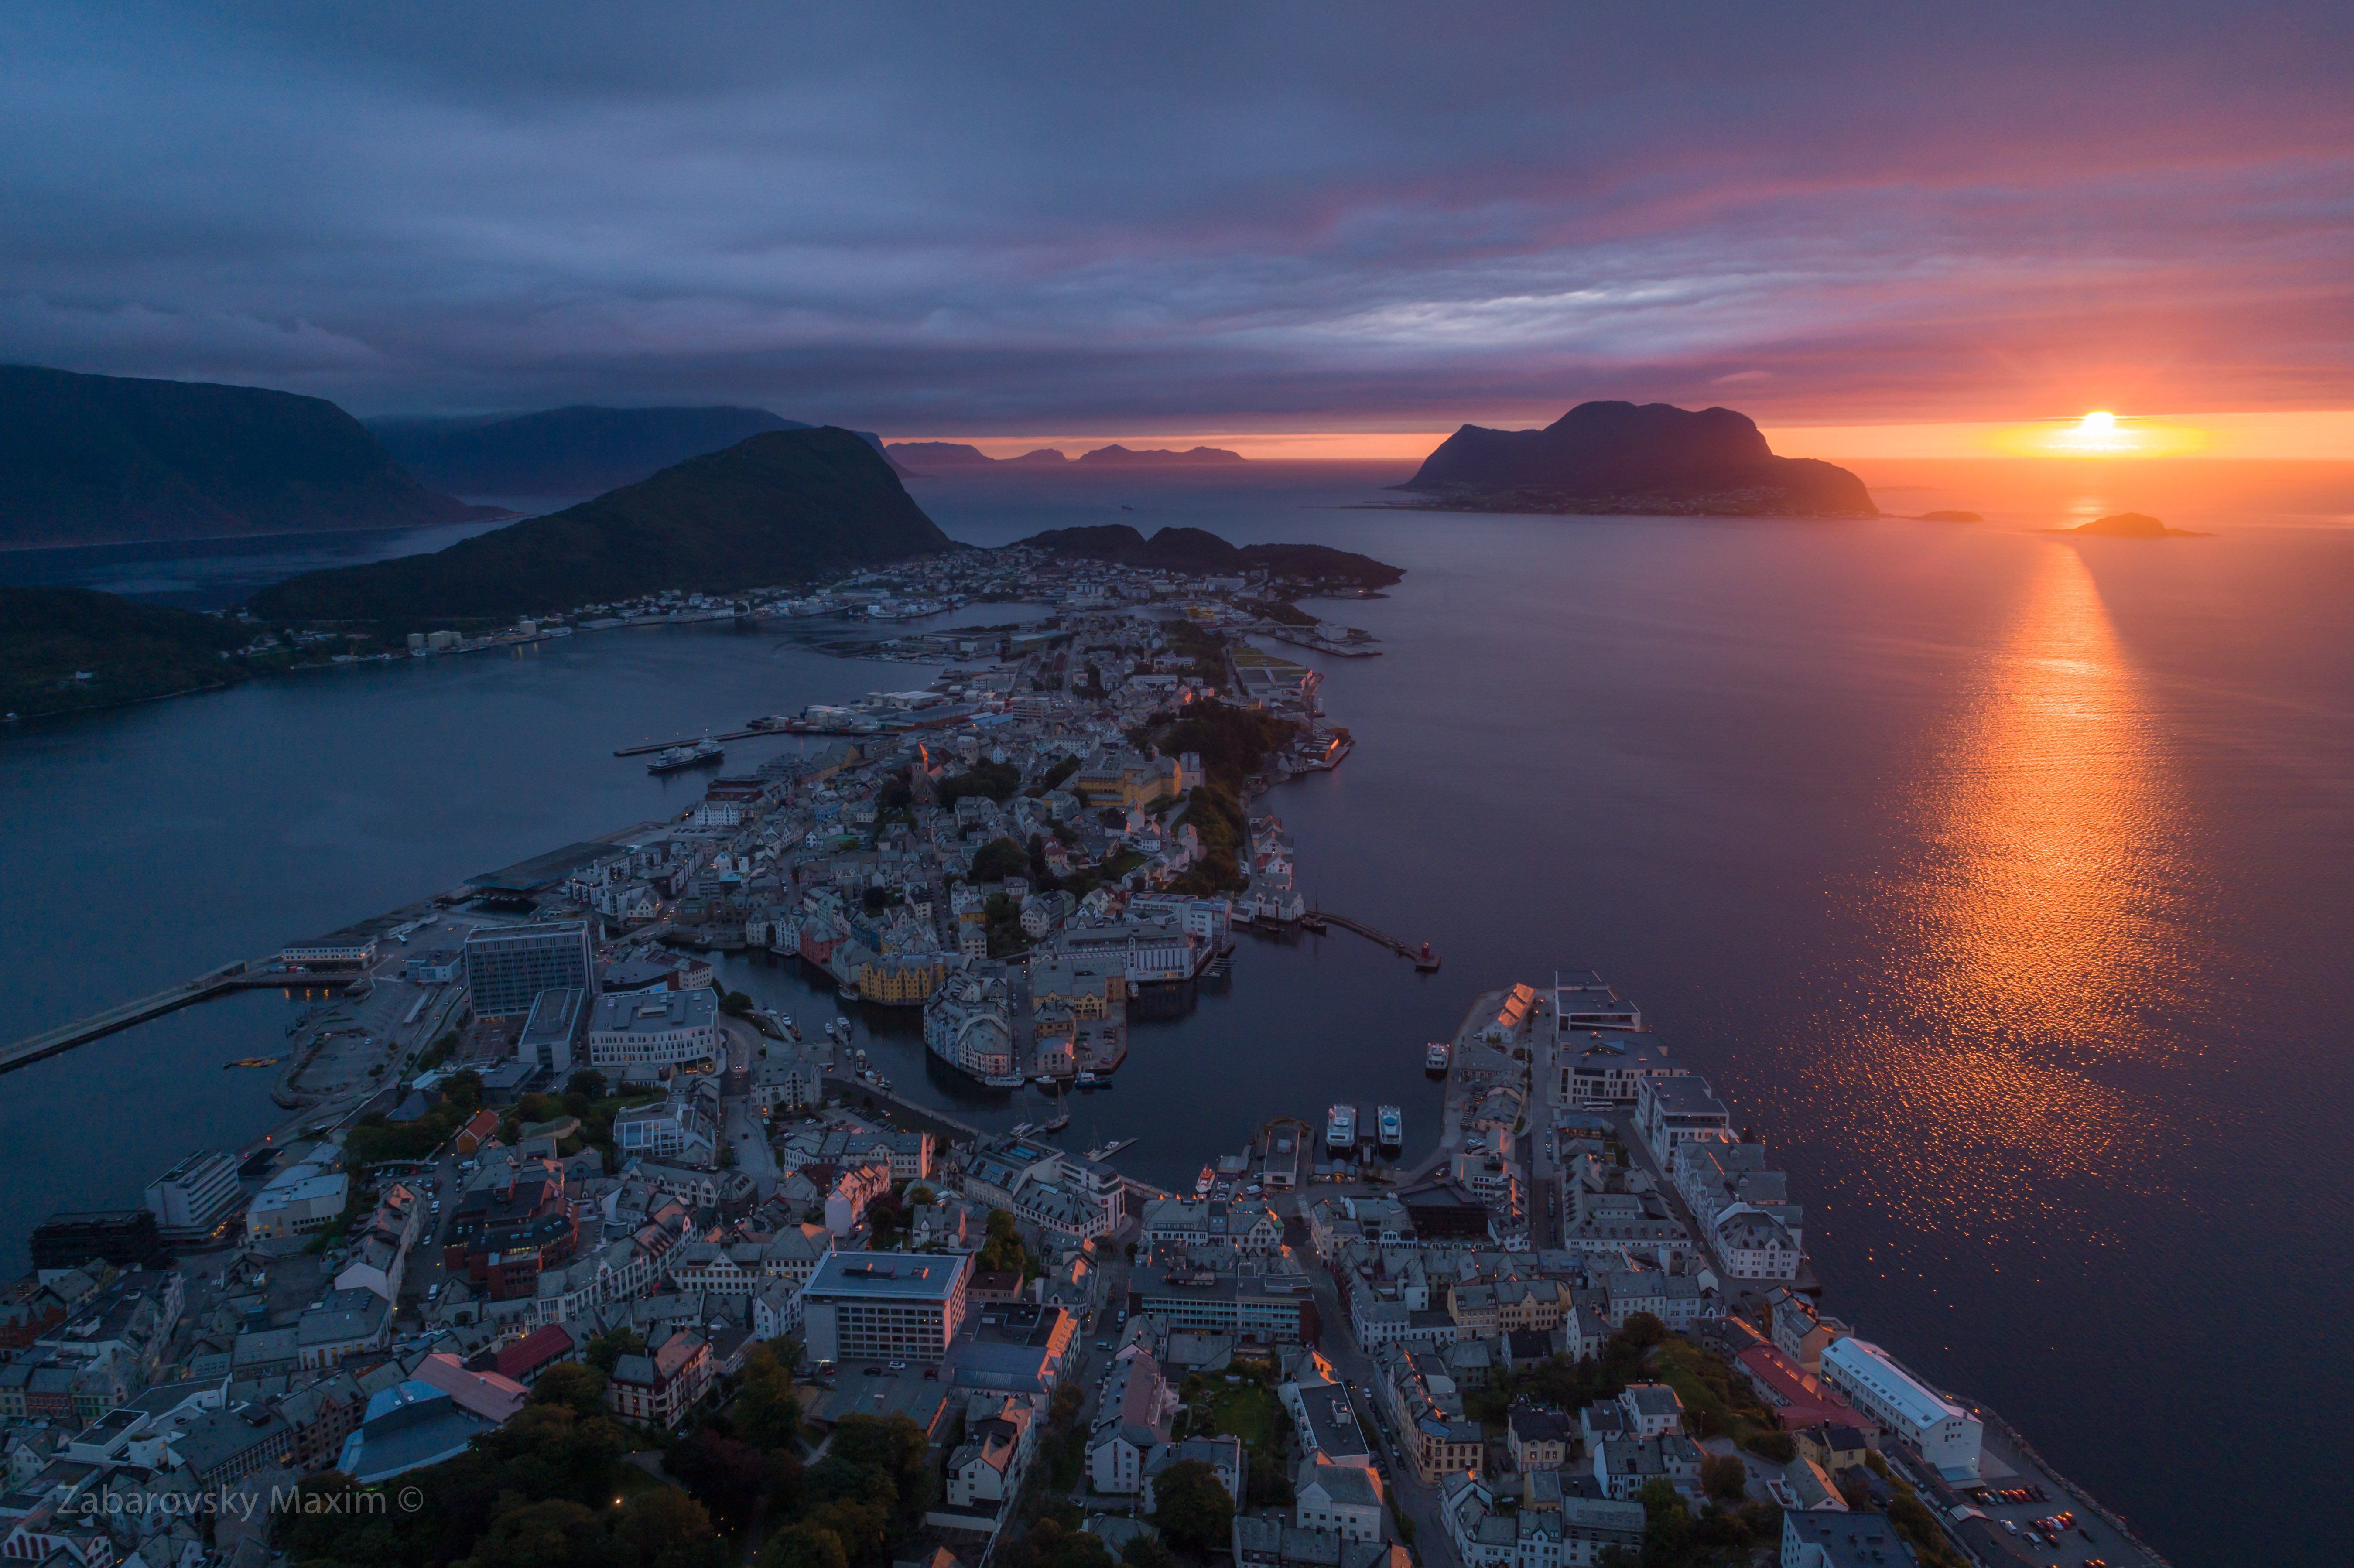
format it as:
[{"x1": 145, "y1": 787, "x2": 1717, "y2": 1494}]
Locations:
[{"x1": 1313, "y1": 910, "x2": 1441, "y2": 969}]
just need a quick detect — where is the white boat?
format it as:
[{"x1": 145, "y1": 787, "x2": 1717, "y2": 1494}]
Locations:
[
  {"x1": 1325, "y1": 1103, "x2": 1357, "y2": 1155},
  {"x1": 647, "y1": 737, "x2": 725, "y2": 774},
  {"x1": 1195, "y1": 1165, "x2": 1215, "y2": 1196},
  {"x1": 1376, "y1": 1104, "x2": 1403, "y2": 1154},
  {"x1": 1425, "y1": 1042, "x2": 1451, "y2": 1076}
]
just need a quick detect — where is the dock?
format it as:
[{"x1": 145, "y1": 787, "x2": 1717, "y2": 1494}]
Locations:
[
  {"x1": 2, "y1": 963, "x2": 247, "y2": 1076},
  {"x1": 1312, "y1": 910, "x2": 1440, "y2": 968}
]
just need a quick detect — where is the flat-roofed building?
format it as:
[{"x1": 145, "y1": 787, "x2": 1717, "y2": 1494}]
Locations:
[
  {"x1": 465, "y1": 921, "x2": 594, "y2": 1020},
  {"x1": 1634, "y1": 1075, "x2": 1731, "y2": 1168},
  {"x1": 144, "y1": 1151, "x2": 242, "y2": 1243},
  {"x1": 1557, "y1": 1031, "x2": 1686, "y2": 1107},
  {"x1": 519, "y1": 987, "x2": 588, "y2": 1074},
  {"x1": 1819, "y1": 1336, "x2": 1982, "y2": 1477},
  {"x1": 1553, "y1": 970, "x2": 1641, "y2": 1034},
  {"x1": 802, "y1": 1252, "x2": 972, "y2": 1368},
  {"x1": 587, "y1": 988, "x2": 719, "y2": 1069}
]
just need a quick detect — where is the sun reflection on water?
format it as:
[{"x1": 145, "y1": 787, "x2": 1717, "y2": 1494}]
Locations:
[{"x1": 1820, "y1": 544, "x2": 2201, "y2": 1229}]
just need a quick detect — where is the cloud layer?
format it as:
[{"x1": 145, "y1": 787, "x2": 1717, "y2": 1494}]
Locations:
[{"x1": 3, "y1": 3, "x2": 2348, "y2": 433}]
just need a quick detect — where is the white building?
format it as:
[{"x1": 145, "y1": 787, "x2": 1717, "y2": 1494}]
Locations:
[
  {"x1": 145, "y1": 1151, "x2": 243, "y2": 1243},
  {"x1": 1295, "y1": 1453, "x2": 1385, "y2": 1541},
  {"x1": 1633, "y1": 1073, "x2": 1731, "y2": 1168},
  {"x1": 587, "y1": 989, "x2": 719, "y2": 1069},
  {"x1": 1819, "y1": 1337, "x2": 1983, "y2": 1477}
]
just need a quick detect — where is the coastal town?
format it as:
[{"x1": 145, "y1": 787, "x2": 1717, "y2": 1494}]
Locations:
[{"x1": 0, "y1": 548, "x2": 2162, "y2": 1568}]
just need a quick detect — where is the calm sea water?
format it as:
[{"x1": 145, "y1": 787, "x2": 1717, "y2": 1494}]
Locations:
[{"x1": 4, "y1": 459, "x2": 2351, "y2": 1565}]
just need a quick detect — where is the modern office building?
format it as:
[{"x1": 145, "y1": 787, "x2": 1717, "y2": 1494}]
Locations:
[
  {"x1": 586, "y1": 988, "x2": 719, "y2": 1069},
  {"x1": 801, "y1": 1252, "x2": 972, "y2": 1367},
  {"x1": 1634, "y1": 1074, "x2": 1732, "y2": 1167},
  {"x1": 518, "y1": 987, "x2": 589, "y2": 1074},
  {"x1": 463, "y1": 920, "x2": 594, "y2": 1020},
  {"x1": 144, "y1": 1150, "x2": 244, "y2": 1243},
  {"x1": 1819, "y1": 1336, "x2": 1984, "y2": 1476}
]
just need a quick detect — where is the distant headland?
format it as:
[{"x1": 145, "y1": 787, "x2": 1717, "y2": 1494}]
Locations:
[
  {"x1": 887, "y1": 441, "x2": 1245, "y2": 471},
  {"x1": 1393, "y1": 400, "x2": 1876, "y2": 518},
  {"x1": 2044, "y1": 512, "x2": 2209, "y2": 538}
]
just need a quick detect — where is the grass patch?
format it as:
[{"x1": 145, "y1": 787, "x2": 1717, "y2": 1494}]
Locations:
[{"x1": 1187, "y1": 1377, "x2": 1285, "y2": 1453}]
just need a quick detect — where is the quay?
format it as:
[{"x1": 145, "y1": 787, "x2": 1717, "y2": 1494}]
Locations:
[
  {"x1": 1312, "y1": 909, "x2": 1441, "y2": 968},
  {"x1": 822, "y1": 1073, "x2": 985, "y2": 1144},
  {"x1": 0, "y1": 962, "x2": 361, "y2": 1076}
]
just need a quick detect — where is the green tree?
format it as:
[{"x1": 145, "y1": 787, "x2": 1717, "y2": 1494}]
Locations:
[
  {"x1": 720, "y1": 990, "x2": 755, "y2": 1016},
  {"x1": 455, "y1": 1498, "x2": 605, "y2": 1568},
  {"x1": 1743, "y1": 1429, "x2": 1795, "y2": 1463},
  {"x1": 970, "y1": 837, "x2": 1027, "y2": 883},
  {"x1": 734, "y1": 1347, "x2": 804, "y2": 1452},
  {"x1": 667, "y1": 1428, "x2": 769, "y2": 1531},
  {"x1": 566, "y1": 1068, "x2": 609, "y2": 1100},
  {"x1": 1119, "y1": 1535, "x2": 1173, "y2": 1568},
  {"x1": 585, "y1": 1328, "x2": 646, "y2": 1373},
  {"x1": 1150, "y1": 1459, "x2": 1234, "y2": 1552},
  {"x1": 614, "y1": 1488, "x2": 720, "y2": 1568},
  {"x1": 530, "y1": 1361, "x2": 609, "y2": 1421},
  {"x1": 1700, "y1": 1452, "x2": 1748, "y2": 1502},
  {"x1": 759, "y1": 1524, "x2": 848, "y2": 1568}
]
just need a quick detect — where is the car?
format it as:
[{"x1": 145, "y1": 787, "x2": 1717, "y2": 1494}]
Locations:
[
  {"x1": 1096, "y1": 1340, "x2": 1110, "y2": 1350},
  {"x1": 2000, "y1": 1522, "x2": 2018, "y2": 1536},
  {"x1": 863, "y1": 1366, "x2": 883, "y2": 1375},
  {"x1": 923, "y1": 1367, "x2": 938, "y2": 1380}
]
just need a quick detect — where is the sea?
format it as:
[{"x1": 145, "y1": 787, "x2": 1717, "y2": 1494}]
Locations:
[{"x1": 3, "y1": 456, "x2": 2350, "y2": 1566}]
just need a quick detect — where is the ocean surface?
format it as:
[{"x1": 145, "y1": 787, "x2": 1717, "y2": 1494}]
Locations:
[{"x1": 5, "y1": 458, "x2": 2351, "y2": 1565}]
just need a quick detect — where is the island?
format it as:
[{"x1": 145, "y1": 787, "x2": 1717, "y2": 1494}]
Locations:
[
  {"x1": 1015, "y1": 523, "x2": 1403, "y2": 587},
  {"x1": 0, "y1": 364, "x2": 503, "y2": 547},
  {"x1": 1396, "y1": 399, "x2": 1876, "y2": 517},
  {"x1": 886, "y1": 441, "x2": 1246, "y2": 469},
  {"x1": 1918, "y1": 509, "x2": 1984, "y2": 522},
  {"x1": 2047, "y1": 511, "x2": 2208, "y2": 538},
  {"x1": 248, "y1": 427, "x2": 957, "y2": 626}
]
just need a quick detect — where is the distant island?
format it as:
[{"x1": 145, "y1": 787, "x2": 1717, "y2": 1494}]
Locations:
[
  {"x1": 366, "y1": 405, "x2": 900, "y2": 497},
  {"x1": 1, "y1": 585, "x2": 257, "y2": 718},
  {"x1": 1015, "y1": 523, "x2": 1402, "y2": 587},
  {"x1": 0, "y1": 364, "x2": 502, "y2": 548},
  {"x1": 2046, "y1": 511, "x2": 2208, "y2": 538},
  {"x1": 1918, "y1": 509, "x2": 1984, "y2": 522},
  {"x1": 1396, "y1": 400, "x2": 1876, "y2": 517},
  {"x1": 886, "y1": 441, "x2": 1245, "y2": 471},
  {"x1": 250, "y1": 428, "x2": 956, "y2": 626}
]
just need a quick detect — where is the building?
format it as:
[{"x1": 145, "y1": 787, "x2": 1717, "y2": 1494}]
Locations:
[
  {"x1": 944, "y1": 1393, "x2": 1038, "y2": 1510},
  {"x1": 1781, "y1": 1511, "x2": 1917, "y2": 1568},
  {"x1": 1617, "y1": 1384, "x2": 1685, "y2": 1438},
  {"x1": 518, "y1": 987, "x2": 589, "y2": 1074},
  {"x1": 245, "y1": 1158, "x2": 349, "y2": 1242},
  {"x1": 608, "y1": 1331, "x2": 713, "y2": 1429},
  {"x1": 404, "y1": 949, "x2": 463, "y2": 983},
  {"x1": 143, "y1": 1152, "x2": 243, "y2": 1243},
  {"x1": 1088, "y1": 1348, "x2": 1176, "y2": 1493},
  {"x1": 1506, "y1": 1402, "x2": 1574, "y2": 1471},
  {"x1": 1557, "y1": 1032, "x2": 1685, "y2": 1107},
  {"x1": 1553, "y1": 971, "x2": 1642, "y2": 1034},
  {"x1": 1818, "y1": 1338, "x2": 1982, "y2": 1477},
  {"x1": 279, "y1": 926, "x2": 381, "y2": 971},
  {"x1": 1130, "y1": 1256, "x2": 1315, "y2": 1343},
  {"x1": 28, "y1": 1212, "x2": 162, "y2": 1270},
  {"x1": 925, "y1": 967, "x2": 1018, "y2": 1083},
  {"x1": 464, "y1": 920, "x2": 595, "y2": 1020},
  {"x1": 587, "y1": 988, "x2": 719, "y2": 1069},
  {"x1": 801, "y1": 1252, "x2": 972, "y2": 1368},
  {"x1": 1295, "y1": 1453, "x2": 1385, "y2": 1541},
  {"x1": 1633, "y1": 1075, "x2": 1731, "y2": 1168}
]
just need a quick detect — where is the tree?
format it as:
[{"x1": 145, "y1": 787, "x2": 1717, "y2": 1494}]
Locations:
[
  {"x1": 720, "y1": 990, "x2": 755, "y2": 1016},
  {"x1": 614, "y1": 1488, "x2": 720, "y2": 1568},
  {"x1": 667, "y1": 1428, "x2": 769, "y2": 1531},
  {"x1": 530, "y1": 1361, "x2": 609, "y2": 1421},
  {"x1": 1700, "y1": 1452, "x2": 1748, "y2": 1502},
  {"x1": 759, "y1": 1523, "x2": 849, "y2": 1568},
  {"x1": 906, "y1": 1185, "x2": 935, "y2": 1209},
  {"x1": 566, "y1": 1068, "x2": 608, "y2": 1100},
  {"x1": 585, "y1": 1328, "x2": 646, "y2": 1373},
  {"x1": 970, "y1": 837, "x2": 1028, "y2": 883},
  {"x1": 1119, "y1": 1535, "x2": 1173, "y2": 1568},
  {"x1": 734, "y1": 1347, "x2": 804, "y2": 1452},
  {"x1": 1150, "y1": 1459, "x2": 1234, "y2": 1552},
  {"x1": 1617, "y1": 1312, "x2": 1668, "y2": 1352},
  {"x1": 456, "y1": 1498, "x2": 606, "y2": 1568},
  {"x1": 1744, "y1": 1429, "x2": 1796, "y2": 1463}
]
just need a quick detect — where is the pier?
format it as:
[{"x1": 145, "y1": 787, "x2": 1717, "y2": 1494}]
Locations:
[
  {"x1": 1312, "y1": 910, "x2": 1440, "y2": 968},
  {"x1": 0, "y1": 962, "x2": 259, "y2": 1076}
]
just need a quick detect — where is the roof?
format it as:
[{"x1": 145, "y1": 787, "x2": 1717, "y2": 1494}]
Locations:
[
  {"x1": 1821, "y1": 1336, "x2": 1963, "y2": 1431},
  {"x1": 805, "y1": 1251, "x2": 969, "y2": 1303}
]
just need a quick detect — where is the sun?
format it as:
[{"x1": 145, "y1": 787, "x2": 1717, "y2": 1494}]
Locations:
[{"x1": 2077, "y1": 410, "x2": 2117, "y2": 435}]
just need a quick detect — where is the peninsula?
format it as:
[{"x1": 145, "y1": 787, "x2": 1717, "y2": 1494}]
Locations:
[{"x1": 1397, "y1": 399, "x2": 1877, "y2": 517}]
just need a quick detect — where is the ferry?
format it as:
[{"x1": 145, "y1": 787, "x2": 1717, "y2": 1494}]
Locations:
[
  {"x1": 1376, "y1": 1104, "x2": 1404, "y2": 1155},
  {"x1": 1325, "y1": 1103, "x2": 1358, "y2": 1156},
  {"x1": 647, "y1": 737, "x2": 725, "y2": 774},
  {"x1": 1425, "y1": 1041, "x2": 1451, "y2": 1076}
]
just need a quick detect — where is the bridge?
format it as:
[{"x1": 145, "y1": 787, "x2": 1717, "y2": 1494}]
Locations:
[{"x1": 1311, "y1": 910, "x2": 1440, "y2": 969}]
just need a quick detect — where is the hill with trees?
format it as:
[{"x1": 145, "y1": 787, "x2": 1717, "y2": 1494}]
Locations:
[
  {"x1": 1, "y1": 585, "x2": 253, "y2": 717},
  {"x1": 1012, "y1": 523, "x2": 1403, "y2": 587},
  {"x1": 0, "y1": 364, "x2": 500, "y2": 547},
  {"x1": 249, "y1": 428, "x2": 958, "y2": 627}
]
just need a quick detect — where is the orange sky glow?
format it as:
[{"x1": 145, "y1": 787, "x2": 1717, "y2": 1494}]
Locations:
[{"x1": 914, "y1": 410, "x2": 2354, "y2": 465}]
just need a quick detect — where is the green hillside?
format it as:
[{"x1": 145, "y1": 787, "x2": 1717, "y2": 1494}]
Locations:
[{"x1": 1, "y1": 586, "x2": 253, "y2": 717}]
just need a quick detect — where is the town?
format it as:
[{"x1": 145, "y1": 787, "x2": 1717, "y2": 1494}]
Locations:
[{"x1": 0, "y1": 551, "x2": 2162, "y2": 1568}]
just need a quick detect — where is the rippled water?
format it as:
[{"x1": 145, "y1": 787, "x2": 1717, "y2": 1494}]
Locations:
[{"x1": 3, "y1": 461, "x2": 2350, "y2": 1565}]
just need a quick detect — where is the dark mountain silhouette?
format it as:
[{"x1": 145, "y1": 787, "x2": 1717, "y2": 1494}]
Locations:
[
  {"x1": 2048, "y1": 511, "x2": 2208, "y2": 538},
  {"x1": 1401, "y1": 400, "x2": 1875, "y2": 516},
  {"x1": 0, "y1": 364, "x2": 500, "y2": 547},
  {"x1": 1076, "y1": 444, "x2": 1245, "y2": 466},
  {"x1": 1, "y1": 584, "x2": 252, "y2": 718},
  {"x1": 1013, "y1": 523, "x2": 1401, "y2": 586},
  {"x1": 250, "y1": 428, "x2": 956, "y2": 626},
  {"x1": 886, "y1": 441, "x2": 997, "y2": 468},
  {"x1": 1003, "y1": 449, "x2": 1071, "y2": 465},
  {"x1": 370, "y1": 405, "x2": 904, "y2": 497}
]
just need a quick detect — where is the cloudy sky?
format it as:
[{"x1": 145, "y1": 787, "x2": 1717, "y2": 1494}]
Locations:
[{"x1": 4, "y1": 3, "x2": 2349, "y2": 448}]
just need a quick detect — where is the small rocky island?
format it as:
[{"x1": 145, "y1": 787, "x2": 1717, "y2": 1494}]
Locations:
[
  {"x1": 1394, "y1": 399, "x2": 1876, "y2": 517},
  {"x1": 2049, "y1": 511, "x2": 2209, "y2": 538}
]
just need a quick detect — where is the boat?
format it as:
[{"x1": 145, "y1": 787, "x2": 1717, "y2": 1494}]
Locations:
[
  {"x1": 223, "y1": 1056, "x2": 280, "y2": 1069},
  {"x1": 1425, "y1": 1041, "x2": 1451, "y2": 1076},
  {"x1": 1301, "y1": 910, "x2": 1328, "y2": 933},
  {"x1": 1043, "y1": 1111, "x2": 1070, "y2": 1132},
  {"x1": 1075, "y1": 1070, "x2": 1105, "y2": 1089},
  {"x1": 1325, "y1": 1103, "x2": 1358, "y2": 1156},
  {"x1": 1414, "y1": 941, "x2": 1442, "y2": 972},
  {"x1": 1376, "y1": 1104, "x2": 1403, "y2": 1154},
  {"x1": 1010, "y1": 1121, "x2": 1034, "y2": 1137},
  {"x1": 1036, "y1": 1074, "x2": 1058, "y2": 1087},
  {"x1": 983, "y1": 1072, "x2": 1028, "y2": 1089},
  {"x1": 1196, "y1": 1164, "x2": 1215, "y2": 1196},
  {"x1": 1089, "y1": 1139, "x2": 1137, "y2": 1161},
  {"x1": 647, "y1": 737, "x2": 725, "y2": 774}
]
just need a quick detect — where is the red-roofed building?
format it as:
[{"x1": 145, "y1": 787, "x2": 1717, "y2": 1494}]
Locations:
[
  {"x1": 412, "y1": 1351, "x2": 529, "y2": 1424},
  {"x1": 1734, "y1": 1343, "x2": 1875, "y2": 1436},
  {"x1": 455, "y1": 1109, "x2": 503, "y2": 1156},
  {"x1": 496, "y1": 1324, "x2": 576, "y2": 1385}
]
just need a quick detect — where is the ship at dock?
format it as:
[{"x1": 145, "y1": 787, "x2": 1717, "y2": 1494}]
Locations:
[
  {"x1": 1325, "y1": 1103, "x2": 1357, "y2": 1156},
  {"x1": 1425, "y1": 1041, "x2": 1451, "y2": 1075},
  {"x1": 1376, "y1": 1103, "x2": 1403, "y2": 1155},
  {"x1": 647, "y1": 737, "x2": 724, "y2": 774}
]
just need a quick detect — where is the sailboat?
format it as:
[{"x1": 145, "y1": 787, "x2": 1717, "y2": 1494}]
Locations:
[{"x1": 1042, "y1": 1080, "x2": 1071, "y2": 1134}]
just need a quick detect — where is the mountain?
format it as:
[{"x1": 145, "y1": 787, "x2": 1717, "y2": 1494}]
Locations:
[
  {"x1": 1013, "y1": 523, "x2": 1403, "y2": 586},
  {"x1": 2, "y1": 585, "x2": 251, "y2": 718},
  {"x1": 885, "y1": 441, "x2": 997, "y2": 468},
  {"x1": 0, "y1": 365, "x2": 501, "y2": 547},
  {"x1": 2050, "y1": 511, "x2": 2208, "y2": 538},
  {"x1": 250, "y1": 427, "x2": 957, "y2": 626},
  {"x1": 1004, "y1": 449, "x2": 1072, "y2": 465},
  {"x1": 1076, "y1": 444, "x2": 1245, "y2": 466},
  {"x1": 1401, "y1": 400, "x2": 1875, "y2": 516},
  {"x1": 370, "y1": 406, "x2": 906, "y2": 497}
]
